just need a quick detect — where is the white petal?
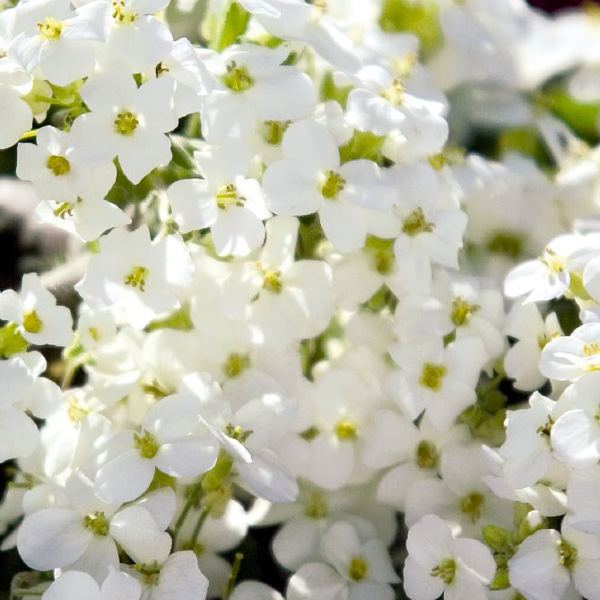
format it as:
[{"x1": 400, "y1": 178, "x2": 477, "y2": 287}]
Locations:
[
  {"x1": 403, "y1": 556, "x2": 444, "y2": 600},
  {"x1": 18, "y1": 508, "x2": 92, "y2": 570},
  {"x1": 0, "y1": 88, "x2": 32, "y2": 150},
  {"x1": 43, "y1": 571, "x2": 101, "y2": 600},
  {"x1": 211, "y1": 207, "x2": 265, "y2": 257},
  {"x1": 0, "y1": 407, "x2": 39, "y2": 461},
  {"x1": 263, "y1": 159, "x2": 322, "y2": 216},
  {"x1": 167, "y1": 178, "x2": 217, "y2": 233},
  {"x1": 100, "y1": 568, "x2": 141, "y2": 600},
  {"x1": 118, "y1": 129, "x2": 171, "y2": 185},
  {"x1": 230, "y1": 581, "x2": 284, "y2": 600},
  {"x1": 154, "y1": 551, "x2": 209, "y2": 600},
  {"x1": 95, "y1": 450, "x2": 155, "y2": 504},
  {"x1": 287, "y1": 562, "x2": 346, "y2": 600},
  {"x1": 110, "y1": 506, "x2": 172, "y2": 565},
  {"x1": 272, "y1": 517, "x2": 320, "y2": 571}
]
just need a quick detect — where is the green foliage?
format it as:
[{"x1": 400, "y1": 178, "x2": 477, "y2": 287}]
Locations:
[
  {"x1": 212, "y1": 2, "x2": 251, "y2": 52},
  {"x1": 339, "y1": 130, "x2": 386, "y2": 164},
  {"x1": 320, "y1": 71, "x2": 352, "y2": 109},
  {"x1": 379, "y1": 0, "x2": 442, "y2": 56}
]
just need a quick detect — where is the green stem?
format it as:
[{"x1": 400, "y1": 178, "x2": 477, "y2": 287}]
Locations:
[
  {"x1": 224, "y1": 552, "x2": 244, "y2": 600},
  {"x1": 189, "y1": 506, "x2": 210, "y2": 549},
  {"x1": 171, "y1": 484, "x2": 202, "y2": 547}
]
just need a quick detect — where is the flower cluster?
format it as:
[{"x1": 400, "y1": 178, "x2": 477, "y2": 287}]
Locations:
[{"x1": 2, "y1": 0, "x2": 600, "y2": 599}]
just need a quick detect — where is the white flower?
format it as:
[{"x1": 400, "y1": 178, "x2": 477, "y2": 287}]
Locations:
[
  {"x1": 18, "y1": 472, "x2": 175, "y2": 582},
  {"x1": 369, "y1": 162, "x2": 467, "y2": 294},
  {"x1": 126, "y1": 550, "x2": 208, "y2": 600},
  {"x1": 95, "y1": 392, "x2": 220, "y2": 504},
  {"x1": 345, "y1": 66, "x2": 448, "y2": 160},
  {"x1": 95, "y1": 0, "x2": 173, "y2": 74},
  {"x1": 0, "y1": 272, "x2": 73, "y2": 346},
  {"x1": 404, "y1": 443, "x2": 511, "y2": 538},
  {"x1": 551, "y1": 372, "x2": 600, "y2": 468},
  {"x1": 167, "y1": 141, "x2": 270, "y2": 257},
  {"x1": 75, "y1": 226, "x2": 194, "y2": 330},
  {"x1": 540, "y1": 323, "x2": 600, "y2": 382},
  {"x1": 508, "y1": 520, "x2": 600, "y2": 600},
  {"x1": 11, "y1": 0, "x2": 106, "y2": 86},
  {"x1": 42, "y1": 569, "x2": 141, "y2": 600},
  {"x1": 238, "y1": 0, "x2": 360, "y2": 72},
  {"x1": 297, "y1": 368, "x2": 378, "y2": 491},
  {"x1": 499, "y1": 392, "x2": 559, "y2": 488},
  {"x1": 16, "y1": 125, "x2": 116, "y2": 202},
  {"x1": 222, "y1": 216, "x2": 334, "y2": 344},
  {"x1": 287, "y1": 521, "x2": 399, "y2": 600},
  {"x1": 362, "y1": 410, "x2": 466, "y2": 511},
  {"x1": 504, "y1": 302, "x2": 562, "y2": 391},
  {"x1": 262, "y1": 118, "x2": 391, "y2": 252},
  {"x1": 70, "y1": 70, "x2": 177, "y2": 184},
  {"x1": 388, "y1": 336, "x2": 486, "y2": 429},
  {"x1": 403, "y1": 514, "x2": 495, "y2": 600},
  {"x1": 0, "y1": 357, "x2": 40, "y2": 462},
  {"x1": 201, "y1": 43, "x2": 316, "y2": 143},
  {"x1": 505, "y1": 234, "x2": 596, "y2": 303}
]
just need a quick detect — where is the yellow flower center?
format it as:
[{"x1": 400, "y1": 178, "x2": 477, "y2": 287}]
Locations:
[
  {"x1": 335, "y1": 419, "x2": 358, "y2": 440},
  {"x1": 22, "y1": 310, "x2": 43, "y2": 333},
  {"x1": 223, "y1": 62, "x2": 254, "y2": 92},
  {"x1": 402, "y1": 207, "x2": 435, "y2": 236},
  {"x1": 415, "y1": 440, "x2": 438, "y2": 469},
  {"x1": 460, "y1": 492, "x2": 485, "y2": 522},
  {"x1": 83, "y1": 511, "x2": 109, "y2": 536},
  {"x1": 112, "y1": 0, "x2": 138, "y2": 24},
  {"x1": 114, "y1": 110, "x2": 139, "y2": 136},
  {"x1": 37, "y1": 17, "x2": 63, "y2": 40},
  {"x1": 134, "y1": 430, "x2": 160, "y2": 459},
  {"x1": 559, "y1": 538, "x2": 578, "y2": 571},
  {"x1": 320, "y1": 170, "x2": 346, "y2": 199},
  {"x1": 223, "y1": 353, "x2": 251, "y2": 378},
  {"x1": 540, "y1": 248, "x2": 566, "y2": 274},
  {"x1": 67, "y1": 397, "x2": 89, "y2": 423},
  {"x1": 451, "y1": 297, "x2": 480, "y2": 327},
  {"x1": 46, "y1": 155, "x2": 71, "y2": 176},
  {"x1": 419, "y1": 362, "x2": 446, "y2": 391},
  {"x1": 262, "y1": 269, "x2": 283, "y2": 294},
  {"x1": 304, "y1": 491, "x2": 328, "y2": 519},
  {"x1": 124, "y1": 266, "x2": 148, "y2": 291},
  {"x1": 216, "y1": 184, "x2": 245, "y2": 210},
  {"x1": 348, "y1": 556, "x2": 368, "y2": 582},
  {"x1": 263, "y1": 120, "x2": 290, "y2": 145},
  {"x1": 53, "y1": 201, "x2": 75, "y2": 219},
  {"x1": 431, "y1": 558, "x2": 456, "y2": 584}
]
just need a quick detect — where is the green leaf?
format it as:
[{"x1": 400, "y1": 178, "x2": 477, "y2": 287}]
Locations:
[
  {"x1": 213, "y1": 2, "x2": 250, "y2": 52},
  {"x1": 497, "y1": 127, "x2": 550, "y2": 167},
  {"x1": 320, "y1": 71, "x2": 352, "y2": 109},
  {"x1": 537, "y1": 89, "x2": 600, "y2": 142},
  {"x1": 379, "y1": 0, "x2": 442, "y2": 57},
  {"x1": 339, "y1": 130, "x2": 386, "y2": 164}
]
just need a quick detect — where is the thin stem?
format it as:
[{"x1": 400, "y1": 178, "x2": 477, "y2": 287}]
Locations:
[
  {"x1": 171, "y1": 484, "x2": 202, "y2": 547},
  {"x1": 224, "y1": 552, "x2": 244, "y2": 600},
  {"x1": 189, "y1": 505, "x2": 210, "y2": 549}
]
